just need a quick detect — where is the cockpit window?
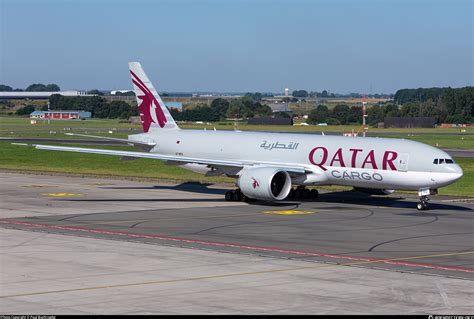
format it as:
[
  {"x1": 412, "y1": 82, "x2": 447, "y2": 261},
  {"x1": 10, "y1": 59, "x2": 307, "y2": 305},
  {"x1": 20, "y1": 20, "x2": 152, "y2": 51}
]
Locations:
[{"x1": 433, "y1": 158, "x2": 455, "y2": 165}]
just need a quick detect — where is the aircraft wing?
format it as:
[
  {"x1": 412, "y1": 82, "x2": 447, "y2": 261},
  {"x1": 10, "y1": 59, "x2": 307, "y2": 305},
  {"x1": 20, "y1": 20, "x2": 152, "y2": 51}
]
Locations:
[
  {"x1": 33, "y1": 144, "x2": 308, "y2": 174},
  {"x1": 64, "y1": 133, "x2": 156, "y2": 151}
]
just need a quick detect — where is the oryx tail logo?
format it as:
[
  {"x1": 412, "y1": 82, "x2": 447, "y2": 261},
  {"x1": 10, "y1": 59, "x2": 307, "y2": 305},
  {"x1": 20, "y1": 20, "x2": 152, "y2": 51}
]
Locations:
[
  {"x1": 130, "y1": 70, "x2": 167, "y2": 132},
  {"x1": 252, "y1": 177, "x2": 260, "y2": 189}
]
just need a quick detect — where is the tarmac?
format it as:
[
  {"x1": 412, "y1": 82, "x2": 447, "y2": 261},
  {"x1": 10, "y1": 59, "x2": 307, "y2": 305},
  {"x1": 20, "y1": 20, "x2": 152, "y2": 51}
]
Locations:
[{"x1": 1, "y1": 172, "x2": 473, "y2": 314}]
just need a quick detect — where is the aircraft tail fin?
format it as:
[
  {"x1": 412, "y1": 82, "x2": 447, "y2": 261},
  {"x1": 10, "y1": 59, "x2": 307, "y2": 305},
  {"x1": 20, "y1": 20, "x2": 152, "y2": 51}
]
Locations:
[{"x1": 128, "y1": 62, "x2": 179, "y2": 132}]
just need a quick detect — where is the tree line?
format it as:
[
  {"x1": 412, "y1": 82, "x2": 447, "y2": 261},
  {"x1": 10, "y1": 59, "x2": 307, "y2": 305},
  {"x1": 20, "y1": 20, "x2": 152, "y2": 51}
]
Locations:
[
  {"x1": 292, "y1": 89, "x2": 392, "y2": 99},
  {"x1": 170, "y1": 97, "x2": 273, "y2": 122},
  {"x1": 394, "y1": 87, "x2": 473, "y2": 123},
  {"x1": 308, "y1": 103, "x2": 433, "y2": 126},
  {"x1": 307, "y1": 104, "x2": 362, "y2": 125},
  {"x1": 48, "y1": 94, "x2": 137, "y2": 119},
  {"x1": 0, "y1": 83, "x2": 61, "y2": 92}
]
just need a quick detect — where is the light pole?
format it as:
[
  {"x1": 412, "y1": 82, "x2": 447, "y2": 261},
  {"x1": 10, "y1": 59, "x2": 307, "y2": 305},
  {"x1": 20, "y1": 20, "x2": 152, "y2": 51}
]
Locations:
[
  {"x1": 47, "y1": 100, "x2": 50, "y2": 125},
  {"x1": 362, "y1": 96, "x2": 368, "y2": 137}
]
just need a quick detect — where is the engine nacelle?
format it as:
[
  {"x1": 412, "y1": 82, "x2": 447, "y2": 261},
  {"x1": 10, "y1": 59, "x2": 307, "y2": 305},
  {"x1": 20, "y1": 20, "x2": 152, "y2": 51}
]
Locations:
[
  {"x1": 237, "y1": 167, "x2": 292, "y2": 201},
  {"x1": 353, "y1": 187, "x2": 395, "y2": 195}
]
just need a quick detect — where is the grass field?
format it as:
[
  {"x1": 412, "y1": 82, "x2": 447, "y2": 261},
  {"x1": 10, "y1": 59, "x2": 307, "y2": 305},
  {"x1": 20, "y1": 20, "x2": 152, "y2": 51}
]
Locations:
[
  {"x1": 2, "y1": 117, "x2": 473, "y2": 133},
  {"x1": 1, "y1": 117, "x2": 473, "y2": 197},
  {"x1": 0, "y1": 142, "x2": 231, "y2": 184},
  {"x1": 0, "y1": 141, "x2": 472, "y2": 197},
  {"x1": 1, "y1": 117, "x2": 473, "y2": 149}
]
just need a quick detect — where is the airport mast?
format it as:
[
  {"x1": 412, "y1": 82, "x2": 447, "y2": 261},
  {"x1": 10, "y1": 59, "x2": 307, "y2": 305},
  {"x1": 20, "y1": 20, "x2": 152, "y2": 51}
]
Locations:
[
  {"x1": 47, "y1": 100, "x2": 51, "y2": 125},
  {"x1": 362, "y1": 95, "x2": 367, "y2": 137}
]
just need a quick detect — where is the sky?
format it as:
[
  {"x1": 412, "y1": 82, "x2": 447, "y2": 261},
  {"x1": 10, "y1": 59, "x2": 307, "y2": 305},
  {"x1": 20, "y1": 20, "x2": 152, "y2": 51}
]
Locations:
[{"x1": 1, "y1": 0, "x2": 472, "y2": 93}]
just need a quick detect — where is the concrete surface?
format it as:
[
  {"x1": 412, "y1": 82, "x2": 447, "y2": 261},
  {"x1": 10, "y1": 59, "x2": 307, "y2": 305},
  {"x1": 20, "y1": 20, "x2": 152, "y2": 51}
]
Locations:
[
  {"x1": 1, "y1": 228, "x2": 473, "y2": 315},
  {"x1": 0, "y1": 172, "x2": 243, "y2": 219},
  {"x1": 1, "y1": 172, "x2": 473, "y2": 314}
]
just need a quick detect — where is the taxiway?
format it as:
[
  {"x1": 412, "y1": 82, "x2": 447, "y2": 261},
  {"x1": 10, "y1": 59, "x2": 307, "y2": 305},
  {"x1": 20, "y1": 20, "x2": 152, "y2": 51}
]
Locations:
[{"x1": 1, "y1": 172, "x2": 473, "y2": 314}]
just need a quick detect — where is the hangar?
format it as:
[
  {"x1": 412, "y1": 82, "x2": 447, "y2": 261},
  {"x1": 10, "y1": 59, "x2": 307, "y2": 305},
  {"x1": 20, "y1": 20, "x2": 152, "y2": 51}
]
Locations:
[
  {"x1": 0, "y1": 91, "x2": 96, "y2": 100},
  {"x1": 30, "y1": 110, "x2": 92, "y2": 120}
]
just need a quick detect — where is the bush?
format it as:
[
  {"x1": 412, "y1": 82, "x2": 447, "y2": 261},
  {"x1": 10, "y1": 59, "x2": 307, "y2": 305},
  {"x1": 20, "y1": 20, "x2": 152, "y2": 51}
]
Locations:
[
  {"x1": 15, "y1": 105, "x2": 35, "y2": 116},
  {"x1": 326, "y1": 118, "x2": 341, "y2": 125},
  {"x1": 307, "y1": 105, "x2": 329, "y2": 124}
]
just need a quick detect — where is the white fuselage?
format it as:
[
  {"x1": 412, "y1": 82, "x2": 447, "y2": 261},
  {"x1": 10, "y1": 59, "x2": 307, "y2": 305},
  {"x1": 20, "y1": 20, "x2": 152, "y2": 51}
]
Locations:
[{"x1": 129, "y1": 129, "x2": 463, "y2": 191}]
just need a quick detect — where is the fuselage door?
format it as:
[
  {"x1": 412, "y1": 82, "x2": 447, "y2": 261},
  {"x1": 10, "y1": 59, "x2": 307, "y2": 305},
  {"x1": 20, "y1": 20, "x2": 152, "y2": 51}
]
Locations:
[{"x1": 398, "y1": 153, "x2": 409, "y2": 172}]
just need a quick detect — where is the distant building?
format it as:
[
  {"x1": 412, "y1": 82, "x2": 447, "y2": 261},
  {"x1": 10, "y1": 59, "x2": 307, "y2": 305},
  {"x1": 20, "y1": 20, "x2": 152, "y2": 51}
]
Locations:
[
  {"x1": 343, "y1": 132, "x2": 358, "y2": 137},
  {"x1": 247, "y1": 118, "x2": 293, "y2": 125},
  {"x1": 0, "y1": 91, "x2": 96, "y2": 100},
  {"x1": 30, "y1": 110, "x2": 92, "y2": 120},
  {"x1": 110, "y1": 90, "x2": 133, "y2": 95},
  {"x1": 268, "y1": 103, "x2": 291, "y2": 113},
  {"x1": 440, "y1": 123, "x2": 472, "y2": 128},
  {"x1": 384, "y1": 117, "x2": 435, "y2": 128}
]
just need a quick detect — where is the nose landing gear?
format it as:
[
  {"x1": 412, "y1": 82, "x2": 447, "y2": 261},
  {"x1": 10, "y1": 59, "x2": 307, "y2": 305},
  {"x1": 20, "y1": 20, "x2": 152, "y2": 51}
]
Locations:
[
  {"x1": 417, "y1": 188, "x2": 434, "y2": 211},
  {"x1": 417, "y1": 196, "x2": 430, "y2": 211}
]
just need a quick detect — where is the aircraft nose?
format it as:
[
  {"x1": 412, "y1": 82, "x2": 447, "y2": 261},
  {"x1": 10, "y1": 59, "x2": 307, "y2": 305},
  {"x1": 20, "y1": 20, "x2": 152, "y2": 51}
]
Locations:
[{"x1": 449, "y1": 164, "x2": 463, "y2": 182}]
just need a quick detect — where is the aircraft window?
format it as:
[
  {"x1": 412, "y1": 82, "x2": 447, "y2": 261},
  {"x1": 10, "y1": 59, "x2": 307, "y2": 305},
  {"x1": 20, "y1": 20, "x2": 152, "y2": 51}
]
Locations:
[{"x1": 433, "y1": 158, "x2": 455, "y2": 165}]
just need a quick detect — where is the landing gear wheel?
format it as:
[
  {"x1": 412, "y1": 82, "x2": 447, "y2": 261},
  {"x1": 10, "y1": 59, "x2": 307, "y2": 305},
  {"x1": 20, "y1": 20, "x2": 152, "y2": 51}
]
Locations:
[
  {"x1": 294, "y1": 188, "x2": 302, "y2": 199},
  {"x1": 289, "y1": 187, "x2": 318, "y2": 201},
  {"x1": 303, "y1": 189, "x2": 310, "y2": 199},
  {"x1": 416, "y1": 191, "x2": 431, "y2": 211},
  {"x1": 417, "y1": 202, "x2": 429, "y2": 211},
  {"x1": 417, "y1": 196, "x2": 430, "y2": 211},
  {"x1": 287, "y1": 189, "x2": 295, "y2": 199},
  {"x1": 232, "y1": 191, "x2": 242, "y2": 202},
  {"x1": 225, "y1": 191, "x2": 234, "y2": 202}
]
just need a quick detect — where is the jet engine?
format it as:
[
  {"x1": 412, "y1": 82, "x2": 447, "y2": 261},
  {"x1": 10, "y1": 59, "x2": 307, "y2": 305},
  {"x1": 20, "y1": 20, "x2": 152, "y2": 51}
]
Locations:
[
  {"x1": 237, "y1": 167, "x2": 292, "y2": 201},
  {"x1": 353, "y1": 187, "x2": 395, "y2": 195}
]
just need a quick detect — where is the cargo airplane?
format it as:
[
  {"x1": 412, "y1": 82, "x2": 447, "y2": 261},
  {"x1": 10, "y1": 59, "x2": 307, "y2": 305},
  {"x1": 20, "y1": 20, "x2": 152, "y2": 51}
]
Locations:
[{"x1": 31, "y1": 62, "x2": 463, "y2": 210}]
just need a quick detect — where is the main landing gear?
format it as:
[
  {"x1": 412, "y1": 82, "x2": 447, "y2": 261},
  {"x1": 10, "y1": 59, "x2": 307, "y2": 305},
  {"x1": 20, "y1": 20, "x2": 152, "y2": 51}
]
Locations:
[
  {"x1": 225, "y1": 189, "x2": 256, "y2": 202},
  {"x1": 225, "y1": 189, "x2": 242, "y2": 202},
  {"x1": 286, "y1": 186, "x2": 319, "y2": 200},
  {"x1": 224, "y1": 187, "x2": 319, "y2": 202}
]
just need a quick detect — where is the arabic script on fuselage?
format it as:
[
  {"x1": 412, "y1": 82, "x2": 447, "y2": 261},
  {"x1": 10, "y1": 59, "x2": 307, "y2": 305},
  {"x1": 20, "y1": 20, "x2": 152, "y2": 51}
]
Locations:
[{"x1": 260, "y1": 140, "x2": 299, "y2": 151}]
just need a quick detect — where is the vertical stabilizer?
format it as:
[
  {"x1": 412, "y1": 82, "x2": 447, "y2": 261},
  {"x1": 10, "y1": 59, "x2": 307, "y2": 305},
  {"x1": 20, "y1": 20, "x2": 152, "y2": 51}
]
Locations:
[{"x1": 128, "y1": 62, "x2": 178, "y2": 132}]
